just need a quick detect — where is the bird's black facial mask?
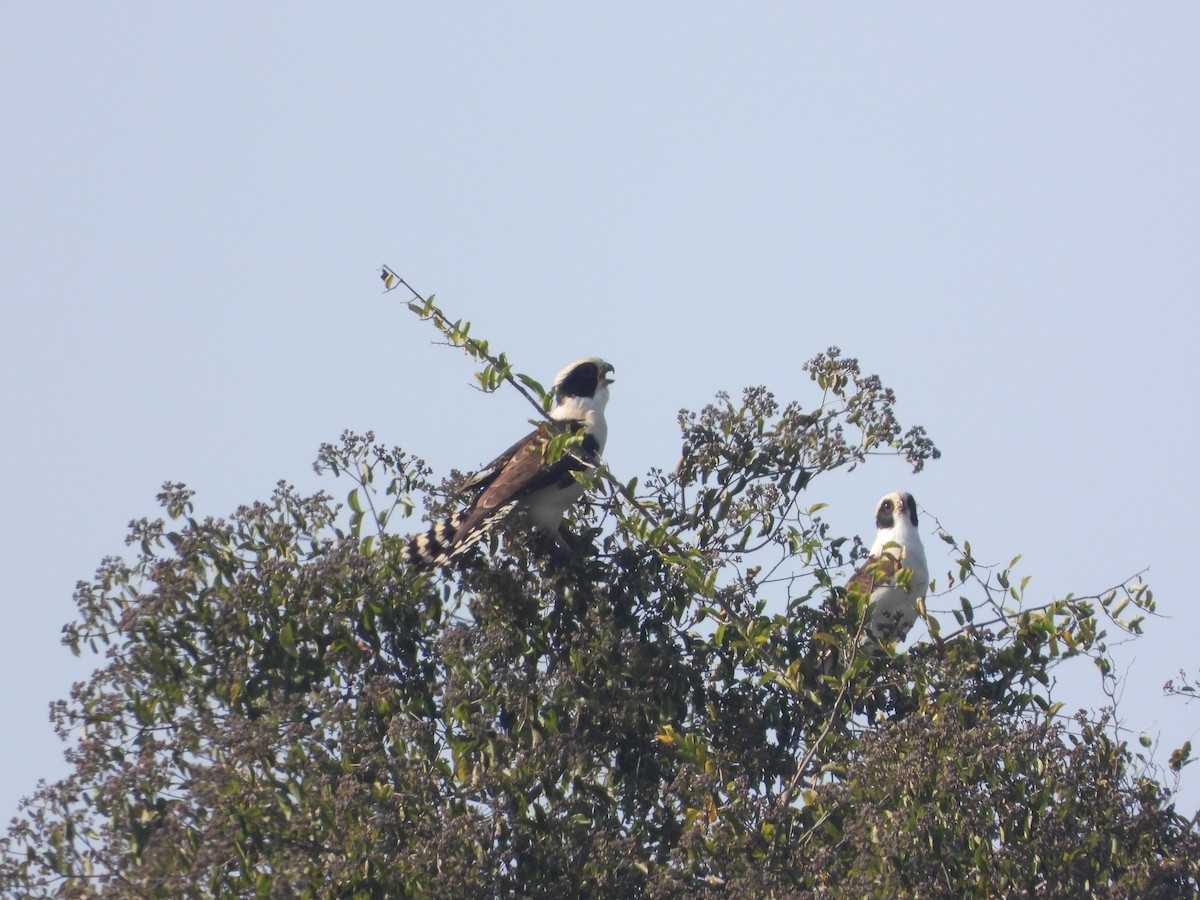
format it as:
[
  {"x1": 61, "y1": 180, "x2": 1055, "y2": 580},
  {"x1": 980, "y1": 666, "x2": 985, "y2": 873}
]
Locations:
[
  {"x1": 875, "y1": 494, "x2": 918, "y2": 530},
  {"x1": 559, "y1": 364, "x2": 597, "y2": 401},
  {"x1": 876, "y1": 498, "x2": 896, "y2": 530},
  {"x1": 556, "y1": 361, "x2": 609, "y2": 402}
]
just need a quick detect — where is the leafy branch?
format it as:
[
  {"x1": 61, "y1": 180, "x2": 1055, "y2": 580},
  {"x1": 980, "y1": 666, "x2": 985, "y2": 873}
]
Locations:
[{"x1": 381, "y1": 266, "x2": 551, "y2": 419}]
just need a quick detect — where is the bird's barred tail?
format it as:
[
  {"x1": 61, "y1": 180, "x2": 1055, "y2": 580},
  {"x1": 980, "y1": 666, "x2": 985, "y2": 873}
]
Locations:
[
  {"x1": 398, "y1": 515, "x2": 465, "y2": 568},
  {"x1": 398, "y1": 500, "x2": 522, "y2": 568}
]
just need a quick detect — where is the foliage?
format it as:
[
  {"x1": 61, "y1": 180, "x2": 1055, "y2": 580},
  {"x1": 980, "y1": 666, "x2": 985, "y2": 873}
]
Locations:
[{"x1": 3, "y1": 287, "x2": 1196, "y2": 897}]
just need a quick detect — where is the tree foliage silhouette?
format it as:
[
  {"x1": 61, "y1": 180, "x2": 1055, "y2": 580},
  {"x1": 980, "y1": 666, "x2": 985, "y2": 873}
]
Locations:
[{"x1": 3, "y1": 284, "x2": 1196, "y2": 897}]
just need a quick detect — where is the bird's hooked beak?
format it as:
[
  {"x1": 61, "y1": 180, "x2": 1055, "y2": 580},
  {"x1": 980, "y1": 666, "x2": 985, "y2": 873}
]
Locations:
[{"x1": 601, "y1": 364, "x2": 615, "y2": 385}]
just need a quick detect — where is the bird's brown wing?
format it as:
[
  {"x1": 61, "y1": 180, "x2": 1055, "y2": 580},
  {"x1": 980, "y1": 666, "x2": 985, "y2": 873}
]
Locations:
[
  {"x1": 401, "y1": 423, "x2": 594, "y2": 567},
  {"x1": 452, "y1": 423, "x2": 588, "y2": 546},
  {"x1": 458, "y1": 427, "x2": 541, "y2": 494},
  {"x1": 845, "y1": 551, "x2": 903, "y2": 597}
]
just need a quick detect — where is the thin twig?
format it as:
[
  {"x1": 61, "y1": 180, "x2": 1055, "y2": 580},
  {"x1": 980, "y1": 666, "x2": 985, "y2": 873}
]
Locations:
[{"x1": 381, "y1": 266, "x2": 549, "y2": 421}]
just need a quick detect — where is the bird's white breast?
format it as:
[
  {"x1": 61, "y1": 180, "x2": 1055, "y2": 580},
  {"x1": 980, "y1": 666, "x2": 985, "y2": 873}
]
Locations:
[
  {"x1": 551, "y1": 392, "x2": 608, "y2": 456},
  {"x1": 523, "y1": 389, "x2": 607, "y2": 533},
  {"x1": 525, "y1": 479, "x2": 588, "y2": 531},
  {"x1": 865, "y1": 520, "x2": 928, "y2": 641}
]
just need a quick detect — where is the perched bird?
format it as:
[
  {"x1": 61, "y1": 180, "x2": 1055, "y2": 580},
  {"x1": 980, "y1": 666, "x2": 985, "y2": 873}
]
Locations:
[
  {"x1": 400, "y1": 357, "x2": 615, "y2": 567},
  {"x1": 847, "y1": 491, "x2": 929, "y2": 642}
]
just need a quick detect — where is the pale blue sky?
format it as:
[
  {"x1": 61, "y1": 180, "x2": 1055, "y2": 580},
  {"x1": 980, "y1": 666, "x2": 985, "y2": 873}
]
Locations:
[{"x1": 3, "y1": 5, "x2": 1198, "y2": 824}]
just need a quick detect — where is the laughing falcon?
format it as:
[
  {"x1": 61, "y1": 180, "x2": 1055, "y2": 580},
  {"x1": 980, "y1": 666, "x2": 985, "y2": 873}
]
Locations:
[
  {"x1": 400, "y1": 358, "x2": 615, "y2": 567},
  {"x1": 847, "y1": 491, "x2": 929, "y2": 642}
]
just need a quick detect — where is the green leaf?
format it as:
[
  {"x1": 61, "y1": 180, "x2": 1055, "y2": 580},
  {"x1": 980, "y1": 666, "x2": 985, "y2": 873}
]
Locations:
[{"x1": 279, "y1": 622, "x2": 299, "y2": 659}]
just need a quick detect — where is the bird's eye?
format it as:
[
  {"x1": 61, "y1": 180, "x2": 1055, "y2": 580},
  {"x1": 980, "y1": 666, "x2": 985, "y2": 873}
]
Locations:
[{"x1": 882, "y1": 501, "x2": 893, "y2": 511}]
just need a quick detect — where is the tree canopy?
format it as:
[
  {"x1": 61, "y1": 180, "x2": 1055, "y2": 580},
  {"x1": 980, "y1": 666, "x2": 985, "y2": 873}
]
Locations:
[{"x1": 3, "y1": 286, "x2": 1197, "y2": 897}]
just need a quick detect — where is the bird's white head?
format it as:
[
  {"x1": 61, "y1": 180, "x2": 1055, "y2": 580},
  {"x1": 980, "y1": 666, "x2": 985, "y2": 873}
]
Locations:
[{"x1": 869, "y1": 491, "x2": 922, "y2": 554}]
